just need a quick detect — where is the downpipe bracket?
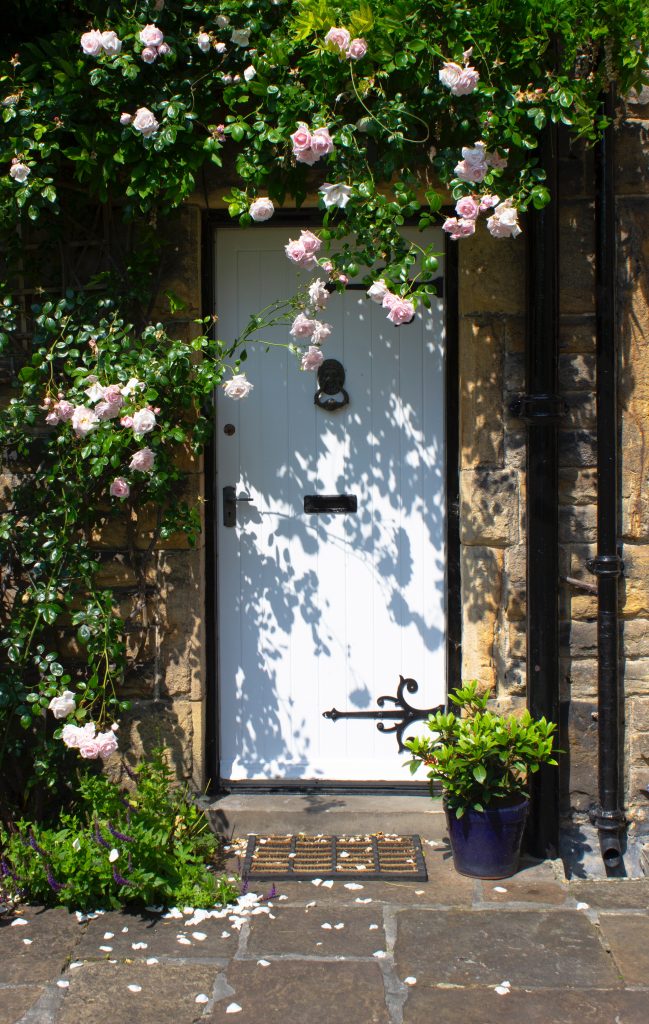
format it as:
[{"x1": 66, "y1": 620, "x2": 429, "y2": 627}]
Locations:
[
  {"x1": 586, "y1": 553, "x2": 624, "y2": 578},
  {"x1": 589, "y1": 805, "x2": 627, "y2": 871}
]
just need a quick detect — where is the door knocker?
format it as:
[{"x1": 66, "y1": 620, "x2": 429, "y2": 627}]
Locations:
[{"x1": 314, "y1": 358, "x2": 349, "y2": 411}]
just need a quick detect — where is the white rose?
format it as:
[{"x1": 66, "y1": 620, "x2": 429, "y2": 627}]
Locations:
[
  {"x1": 197, "y1": 32, "x2": 211, "y2": 53},
  {"x1": 133, "y1": 107, "x2": 159, "y2": 138},
  {"x1": 48, "y1": 691, "x2": 76, "y2": 719},
  {"x1": 9, "y1": 161, "x2": 30, "y2": 183},
  {"x1": 216, "y1": 15, "x2": 230, "y2": 28},
  {"x1": 139, "y1": 24, "x2": 164, "y2": 48},
  {"x1": 84, "y1": 381, "x2": 106, "y2": 402},
  {"x1": 486, "y1": 200, "x2": 522, "y2": 239},
  {"x1": 132, "y1": 408, "x2": 157, "y2": 435},
  {"x1": 249, "y1": 197, "x2": 274, "y2": 222},
  {"x1": 319, "y1": 182, "x2": 352, "y2": 209},
  {"x1": 80, "y1": 30, "x2": 103, "y2": 56},
  {"x1": 100, "y1": 31, "x2": 122, "y2": 56},
  {"x1": 308, "y1": 279, "x2": 329, "y2": 309},
  {"x1": 121, "y1": 377, "x2": 145, "y2": 396},
  {"x1": 231, "y1": 29, "x2": 250, "y2": 47},
  {"x1": 71, "y1": 406, "x2": 100, "y2": 438},
  {"x1": 367, "y1": 279, "x2": 389, "y2": 303},
  {"x1": 222, "y1": 374, "x2": 254, "y2": 399},
  {"x1": 438, "y1": 61, "x2": 462, "y2": 91}
]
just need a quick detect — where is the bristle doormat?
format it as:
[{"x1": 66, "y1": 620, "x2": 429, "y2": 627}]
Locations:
[{"x1": 241, "y1": 833, "x2": 428, "y2": 881}]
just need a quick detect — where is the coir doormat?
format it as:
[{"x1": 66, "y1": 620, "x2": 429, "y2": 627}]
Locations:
[{"x1": 241, "y1": 833, "x2": 428, "y2": 881}]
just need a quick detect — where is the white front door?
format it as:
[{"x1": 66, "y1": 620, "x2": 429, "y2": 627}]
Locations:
[{"x1": 215, "y1": 226, "x2": 446, "y2": 782}]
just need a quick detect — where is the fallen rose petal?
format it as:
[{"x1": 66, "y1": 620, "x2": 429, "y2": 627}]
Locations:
[
  {"x1": 226, "y1": 1004, "x2": 242, "y2": 1014},
  {"x1": 191, "y1": 932, "x2": 207, "y2": 941},
  {"x1": 344, "y1": 883, "x2": 363, "y2": 890},
  {"x1": 128, "y1": 985, "x2": 142, "y2": 993},
  {"x1": 57, "y1": 980, "x2": 69, "y2": 989},
  {"x1": 257, "y1": 959, "x2": 270, "y2": 967},
  {"x1": 404, "y1": 976, "x2": 417, "y2": 986},
  {"x1": 195, "y1": 994, "x2": 209, "y2": 1004}
]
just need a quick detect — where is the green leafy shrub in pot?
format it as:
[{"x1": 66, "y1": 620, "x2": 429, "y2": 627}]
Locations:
[
  {"x1": 0, "y1": 748, "x2": 238, "y2": 911},
  {"x1": 405, "y1": 681, "x2": 558, "y2": 817}
]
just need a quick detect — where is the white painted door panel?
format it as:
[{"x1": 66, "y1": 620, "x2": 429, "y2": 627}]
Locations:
[{"x1": 215, "y1": 227, "x2": 446, "y2": 781}]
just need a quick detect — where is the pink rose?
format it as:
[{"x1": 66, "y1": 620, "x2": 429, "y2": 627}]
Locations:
[
  {"x1": 454, "y1": 144, "x2": 488, "y2": 182},
  {"x1": 56, "y1": 400, "x2": 74, "y2": 421},
  {"x1": 120, "y1": 112, "x2": 133, "y2": 125},
  {"x1": 455, "y1": 67, "x2": 480, "y2": 95},
  {"x1": 71, "y1": 406, "x2": 99, "y2": 438},
  {"x1": 132, "y1": 107, "x2": 159, "y2": 138},
  {"x1": 9, "y1": 161, "x2": 30, "y2": 183},
  {"x1": 110, "y1": 477, "x2": 130, "y2": 499},
  {"x1": 100, "y1": 31, "x2": 122, "y2": 56},
  {"x1": 96, "y1": 730, "x2": 119, "y2": 758},
  {"x1": 103, "y1": 384, "x2": 123, "y2": 406},
  {"x1": 48, "y1": 691, "x2": 76, "y2": 719},
  {"x1": 140, "y1": 24, "x2": 164, "y2": 48},
  {"x1": 347, "y1": 38, "x2": 368, "y2": 60},
  {"x1": 299, "y1": 230, "x2": 322, "y2": 256},
  {"x1": 120, "y1": 415, "x2": 134, "y2": 428},
  {"x1": 309, "y1": 127, "x2": 334, "y2": 158},
  {"x1": 386, "y1": 297, "x2": 416, "y2": 325},
  {"x1": 141, "y1": 46, "x2": 158, "y2": 63},
  {"x1": 290, "y1": 313, "x2": 317, "y2": 338},
  {"x1": 486, "y1": 200, "x2": 522, "y2": 239},
  {"x1": 80, "y1": 30, "x2": 103, "y2": 57},
  {"x1": 455, "y1": 196, "x2": 480, "y2": 220},
  {"x1": 308, "y1": 279, "x2": 329, "y2": 309},
  {"x1": 312, "y1": 322, "x2": 332, "y2": 344},
  {"x1": 486, "y1": 150, "x2": 508, "y2": 169},
  {"x1": 301, "y1": 346, "x2": 325, "y2": 371},
  {"x1": 132, "y1": 408, "x2": 156, "y2": 435},
  {"x1": 479, "y1": 193, "x2": 500, "y2": 211},
  {"x1": 62, "y1": 722, "x2": 96, "y2": 749},
  {"x1": 285, "y1": 239, "x2": 308, "y2": 264},
  {"x1": 129, "y1": 447, "x2": 155, "y2": 473},
  {"x1": 197, "y1": 32, "x2": 211, "y2": 52},
  {"x1": 382, "y1": 291, "x2": 399, "y2": 311},
  {"x1": 79, "y1": 739, "x2": 101, "y2": 759},
  {"x1": 45, "y1": 411, "x2": 60, "y2": 426},
  {"x1": 294, "y1": 146, "x2": 319, "y2": 166},
  {"x1": 290, "y1": 123, "x2": 312, "y2": 153},
  {"x1": 325, "y1": 27, "x2": 351, "y2": 52},
  {"x1": 95, "y1": 400, "x2": 122, "y2": 421},
  {"x1": 442, "y1": 217, "x2": 476, "y2": 240},
  {"x1": 249, "y1": 197, "x2": 275, "y2": 222},
  {"x1": 157, "y1": 42, "x2": 171, "y2": 57}
]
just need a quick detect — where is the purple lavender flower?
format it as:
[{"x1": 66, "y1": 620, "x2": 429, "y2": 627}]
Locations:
[
  {"x1": 240, "y1": 878, "x2": 249, "y2": 896},
  {"x1": 108, "y1": 822, "x2": 134, "y2": 842},
  {"x1": 27, "y1": 829, "x2": 48, "y2": 857},
  {"x1": 93, "y1": 820, "x2": 111, "y2": 849},
  {"x1": 1, "y1": 856, "x2": 18, "y2": 882},
  {"x1": 112, "y1": 865, "x2": 130, "y2": 886},
  {"x1": 264, "y1": 883, "x2": 278, "y2": 900},
  {"x1": 121, "y1": 760, "x2": 138, "y2": 783},
  {"x1": 46, "y1": 864, "x2": 66, "y2": 892}
]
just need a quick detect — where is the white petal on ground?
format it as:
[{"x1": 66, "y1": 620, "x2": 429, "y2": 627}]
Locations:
[
  {"x1": 69, "y1": 961, "x2": 84, "y2": 969},
  {"x1": 99, "y1": 946, "x2": 113, "y2": 952},
  {"x1": 257, "y1": 959, "x2": 270, "y2": 967},
  {"x1": 146, "y1": 958, "x2": 159, "y2": 965},
  {"x1": 103, "y1": 932, "x2": 114, "y2": 939},
  {"x1": 177, "y1": 937, "x2": 192, "y2": 945},
  {"x1": 355, "y1": 897, "x2": 372, "y2": 904},
  {"x1": 191, "y1": 932, "x2": 207, "y2": 941},
  {"x1": 404, "y1": 977, "x2": 417, "y2": 986},
  {"x1": 369, "y1": 924, "x2": 379, "y2": 930},
  {"x1": 576, "y1": 902, "x2": 590, "y2": 910},
  {"x1": 128, "y1": 985, "x2": 142, "y2": 993},
  {"x1": 23, "y1": 938, "x2": 33, "y2": 945},
  {"x1": 195, "y1": 994, "x2": 209, "y2": 1004},
  {"x1": 121, "y1": 927, "x2": 129, "y2": 933},
  {"x1": 415, "y1": 890, "x2": 425, "y2": 895},
  {"x1": 163, "y1": 908, "x2": 183, "y2": 919},
  {"x1": 321, "y1": 880, "x2": 334, "y2": 888},
  {"x1": 132, "y1": 942, "x2": 148, "y2": 949},
  {"x1": 344, "y1": 882, "x2": 363, "y2": 890},
  {"x1": 11, "y1": 919, "x2": 28, "y2": 927},
  {"x1": 221, "y1": 931, "x2": 231, "y2": 938},
  {"x1": 373, "y1": 950, "x2": 387, "y2": 959},
  {"x1": 311, "y1": 878, "x2": 323, "y2": 887},
  {"x1": 278, "y1": 895, "x2": 289, "y2": 901},
  {"x1": 226, "y1": 1003, "x2": 242, "y2": 1014},
  {"x1": 334, "y1": 923, "x2": 345, "y2": 930},
  {"x1": 56, "y1": 980, "x2": 70, "y2": 989},
  {"x1": 305, "y1": 901, "x2": 316, "y2": 908},
  {"x1": 493, "y1": 886, "x2": 508, "y2": 893},
  {"x1": 321, "y1": 923, "x2": 332, "y2": 930},
  {"x1": 495, "y1": 985, "x2": 510, "y2": 995}
]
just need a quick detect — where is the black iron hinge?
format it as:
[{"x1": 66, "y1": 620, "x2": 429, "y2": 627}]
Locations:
[{"x1": 509, "y1": 393, "x2": 568, "y2": 424}]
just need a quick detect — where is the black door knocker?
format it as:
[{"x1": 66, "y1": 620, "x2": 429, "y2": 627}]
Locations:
[{"x1": 314, "y1": 358, "x2": 349, "y2": 411}]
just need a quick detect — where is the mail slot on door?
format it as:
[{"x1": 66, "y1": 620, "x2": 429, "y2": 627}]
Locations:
[{"x1": 304, "y1": 494, "x2": 358, "y2": 514}]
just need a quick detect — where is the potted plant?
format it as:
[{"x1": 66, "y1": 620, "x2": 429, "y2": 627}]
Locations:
[{"x1": 405, "y1": 681, "x2": 558, "y2": 878}]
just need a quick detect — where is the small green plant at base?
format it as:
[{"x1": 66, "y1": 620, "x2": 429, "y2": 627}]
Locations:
[
  {"x1": 405, "y1": 681, "x2": 558, "y2": 818},
  {"x1": 0, "y1": 748, "x2": 239, "y2": 911}
]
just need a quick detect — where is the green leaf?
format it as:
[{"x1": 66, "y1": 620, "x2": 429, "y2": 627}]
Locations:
[{"x1": 472, "y1": 765, "x2": 487, "y2": 783}]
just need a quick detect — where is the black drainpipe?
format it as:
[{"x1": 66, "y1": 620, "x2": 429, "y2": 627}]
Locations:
[
  {"x1": 587, "y1": 85, "x2": 626, "y2": 870},
  {"x1": 510, "y1": 124, "x2": 561, "y2": 858}
]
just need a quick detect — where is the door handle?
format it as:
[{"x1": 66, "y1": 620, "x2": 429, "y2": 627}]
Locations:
[{"x1": 223, "y1": 485, "x2": 253, "y2": 527}]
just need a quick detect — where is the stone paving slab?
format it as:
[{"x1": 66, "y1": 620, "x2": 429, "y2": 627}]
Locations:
[
  {"x1": 0, "y1": 985, "x2": 47, "y2": 1024},
  {"x1": 0, "y1": 908, "x2": 81, "y2": 983},
  {"x1": 204, "y1": 960, "x2": 390, "y2": 1024},
  {"x1": 401, "y1": 985, "x2": 649, "y2": 1024},
  {"x1": 245, "y1": 904, "x2": 384, "y2": 957},
  {"x1": 76, "y1": 909, "x2": 236, "y2": 961},
  {"x1": 597, "y1": 912, "x2": 649, "y2": 984},
  {"x1": 56, "y1": 961, "x2": 218, "y2": 1024},
  {"x1": 393, "y1": 909, "x2": 621, "y2": 988},
  {"x1": 569, "y1": 878, "x2": 649, "y2": 909}
]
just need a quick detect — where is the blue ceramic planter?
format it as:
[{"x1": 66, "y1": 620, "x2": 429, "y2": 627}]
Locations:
[{"x1": 445, "y1": 798, "x2": 530, "y2": 879}]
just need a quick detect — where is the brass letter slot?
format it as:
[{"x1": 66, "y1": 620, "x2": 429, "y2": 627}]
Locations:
[{"x1": 304, "y1": 494, "x2": 358, "y2": 514}]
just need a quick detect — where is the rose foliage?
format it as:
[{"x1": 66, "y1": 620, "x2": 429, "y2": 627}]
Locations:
[{"x1": 0, "y1": 0, "x2": 647, "y2": 820}]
